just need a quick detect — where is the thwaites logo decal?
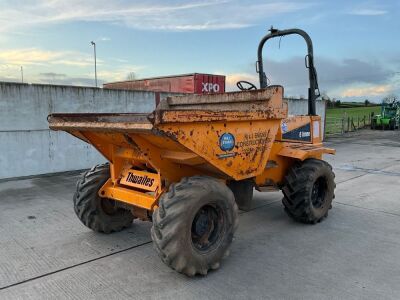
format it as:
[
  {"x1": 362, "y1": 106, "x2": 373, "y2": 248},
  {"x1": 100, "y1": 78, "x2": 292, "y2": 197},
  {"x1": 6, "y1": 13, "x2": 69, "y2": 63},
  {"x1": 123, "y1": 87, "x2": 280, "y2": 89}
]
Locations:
[
  {"x1": 282, "y1": 123, "x2": 312, "y2": 142},
  {"x1": 120, "y1": 169, "x2": 158, "y2": 191},
  {"x1": 125, "y1": 172, "x2": 154, "y2": 187}
]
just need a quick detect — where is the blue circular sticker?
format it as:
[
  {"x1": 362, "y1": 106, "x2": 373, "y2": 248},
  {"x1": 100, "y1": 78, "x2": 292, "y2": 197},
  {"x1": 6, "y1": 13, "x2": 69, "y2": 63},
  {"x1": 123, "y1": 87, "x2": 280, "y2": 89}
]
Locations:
[{"x1": 219, "y1": 133, "x2": 235, "y2": 151}]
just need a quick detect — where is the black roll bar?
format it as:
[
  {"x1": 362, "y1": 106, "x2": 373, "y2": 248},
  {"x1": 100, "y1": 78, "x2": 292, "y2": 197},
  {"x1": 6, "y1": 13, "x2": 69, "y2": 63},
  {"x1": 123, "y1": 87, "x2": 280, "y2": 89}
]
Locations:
[{"x1": 257, "y1": 27, "x2": 320, "y2": 116}]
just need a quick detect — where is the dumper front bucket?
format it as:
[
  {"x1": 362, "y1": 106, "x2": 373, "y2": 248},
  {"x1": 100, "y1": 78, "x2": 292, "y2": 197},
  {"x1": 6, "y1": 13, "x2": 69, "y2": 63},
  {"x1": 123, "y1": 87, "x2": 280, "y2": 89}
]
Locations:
[{"x1": 49, "y1": 86, "x2": 287, "y2": 182}]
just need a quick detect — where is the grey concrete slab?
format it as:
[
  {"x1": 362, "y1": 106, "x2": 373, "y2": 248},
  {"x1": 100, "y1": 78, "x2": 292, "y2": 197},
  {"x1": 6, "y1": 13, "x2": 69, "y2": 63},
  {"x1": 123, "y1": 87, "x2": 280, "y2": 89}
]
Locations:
[
  {"x1": 335, "y1": 164, "x2": 400, "y2": 215},
  {"x1": 0, "y1": 173, "x2": 151, "y2": 289},
  {"x1": 1, "y1": 203, "x2": 400, "y2": 300},
  {"x1": 325, "y1": 130, "x2": 400, "y2": 184},
  {"x1": 0, "y1": 129, "x2": 400, "y2": 299}
]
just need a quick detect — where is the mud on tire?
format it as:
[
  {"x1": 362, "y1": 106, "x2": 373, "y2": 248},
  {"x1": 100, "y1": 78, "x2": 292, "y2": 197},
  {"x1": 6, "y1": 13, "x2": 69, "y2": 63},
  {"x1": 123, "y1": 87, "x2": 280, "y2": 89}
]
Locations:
[
  {"x1": 73, "y1": 163, "x2": 133, "y2": 233},
  {"x1": 282, "y1": 159, "x2": 335, "y2": 224},
  {"x1": 151, "y1": 176, "x2": 239, "y2": 276}
]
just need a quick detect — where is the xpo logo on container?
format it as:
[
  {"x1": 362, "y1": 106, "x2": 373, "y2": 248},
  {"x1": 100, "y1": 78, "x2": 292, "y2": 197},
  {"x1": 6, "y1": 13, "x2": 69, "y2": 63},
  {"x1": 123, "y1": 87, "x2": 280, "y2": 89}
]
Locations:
[{"x1": 202, "y1": 82, "x2": 221, "y2": 93}]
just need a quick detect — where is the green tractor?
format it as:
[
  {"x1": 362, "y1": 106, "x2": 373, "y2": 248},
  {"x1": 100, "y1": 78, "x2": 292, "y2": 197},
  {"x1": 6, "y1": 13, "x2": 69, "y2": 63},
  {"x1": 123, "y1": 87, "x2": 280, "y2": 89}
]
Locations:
[{"x1": 371, "y1": 101, "x2": 400, "y2": 130}]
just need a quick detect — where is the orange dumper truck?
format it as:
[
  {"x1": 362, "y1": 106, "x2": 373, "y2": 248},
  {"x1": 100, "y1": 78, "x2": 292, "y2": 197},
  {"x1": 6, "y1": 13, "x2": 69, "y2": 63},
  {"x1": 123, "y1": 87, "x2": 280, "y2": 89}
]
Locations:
[{"x1": 48, "y1": 28, "x2": 335, "y2": 276}]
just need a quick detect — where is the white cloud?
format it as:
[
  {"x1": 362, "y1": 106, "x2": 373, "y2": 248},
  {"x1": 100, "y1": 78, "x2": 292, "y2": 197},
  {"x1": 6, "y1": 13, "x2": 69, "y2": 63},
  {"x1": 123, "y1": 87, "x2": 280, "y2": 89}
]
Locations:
[
  {"x1": 0, "y1": 48, "x2": 145, "y2": 86},
  {"x1": 94, "y1": 65, "x2": 147, "y2": 82},
  {"x1": 0, "y1": 48, "x2": 64, "y2": 65},
  {"x1": 0, "y1": 48, "x2": 97, "y2": 67},
  {"x1": 338, "y1": 84, "x2": 393, "y2": 97},
  {"x1": 347, "y1": 3, "x2": 388, "y2": 16},
  {"x1": 348, "y1": 8, "x2": 387, "y2": 16},
  {"x1": 221, "y1": 55, "x2": 400, "y2": 101},
  {"x1": 0, "y1": 0, "x2": 311, "y2": 33}
]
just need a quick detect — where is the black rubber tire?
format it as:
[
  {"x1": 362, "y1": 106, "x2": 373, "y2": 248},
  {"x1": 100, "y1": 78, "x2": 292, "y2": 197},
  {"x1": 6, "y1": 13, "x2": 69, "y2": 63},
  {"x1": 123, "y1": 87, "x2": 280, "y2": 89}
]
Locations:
[
  {"x1": 73, "y1": 163, "x2": 134, "y2": 233},
  {"x1": 151, "y1": 176, "x2": 238, "y2": 276},
  {"x1": 282, "y1": 159, "x2": 335, "y2": 224}
]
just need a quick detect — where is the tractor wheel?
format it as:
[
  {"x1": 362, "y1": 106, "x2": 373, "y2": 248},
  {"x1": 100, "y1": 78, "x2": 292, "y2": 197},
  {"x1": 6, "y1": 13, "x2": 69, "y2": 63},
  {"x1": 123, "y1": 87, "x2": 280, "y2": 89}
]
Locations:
[
  {"x1": 73, "y1": 163, "x2": 134, "y2": 233},
  {"x1": 151, "y1": 176, "x2": 238, "y2": 276},
  {"x1": 282, "y1": 159, "x2": 335, "y2": 224}
]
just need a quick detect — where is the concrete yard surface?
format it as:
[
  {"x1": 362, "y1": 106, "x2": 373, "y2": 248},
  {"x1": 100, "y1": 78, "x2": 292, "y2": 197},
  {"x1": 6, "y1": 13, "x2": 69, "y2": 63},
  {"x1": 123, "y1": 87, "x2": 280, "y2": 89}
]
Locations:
[{"x1": 0, "y1": 129, "x2": 399, "y2": 299}]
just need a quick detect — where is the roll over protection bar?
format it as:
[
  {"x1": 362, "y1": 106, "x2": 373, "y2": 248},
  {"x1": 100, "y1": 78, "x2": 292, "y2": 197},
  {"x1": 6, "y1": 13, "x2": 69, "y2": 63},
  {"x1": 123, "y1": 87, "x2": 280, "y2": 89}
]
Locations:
[{"x1": 256, "y1": 27, "x2": 320, "y2": 116}]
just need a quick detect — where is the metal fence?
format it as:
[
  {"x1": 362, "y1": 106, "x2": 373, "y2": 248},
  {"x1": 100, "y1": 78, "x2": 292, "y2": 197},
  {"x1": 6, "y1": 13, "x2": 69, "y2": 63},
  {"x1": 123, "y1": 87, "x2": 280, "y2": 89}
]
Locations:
[{"x1": 325, "y1": 114, "x2": 372, "y2": 136}]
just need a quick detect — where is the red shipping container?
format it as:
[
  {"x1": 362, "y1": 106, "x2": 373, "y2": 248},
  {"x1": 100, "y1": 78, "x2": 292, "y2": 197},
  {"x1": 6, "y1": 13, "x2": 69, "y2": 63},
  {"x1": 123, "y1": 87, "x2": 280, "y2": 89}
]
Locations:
[{"x1": 103, "y1": 73, "x2": 225, "y2": 94}]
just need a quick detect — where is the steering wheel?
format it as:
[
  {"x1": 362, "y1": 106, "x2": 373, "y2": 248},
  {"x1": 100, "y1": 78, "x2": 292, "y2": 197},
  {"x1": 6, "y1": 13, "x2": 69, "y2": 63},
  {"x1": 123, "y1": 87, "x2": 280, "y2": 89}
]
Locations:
[{"x1": 236, "y1": 80, "x2": 257, "y2": 91}]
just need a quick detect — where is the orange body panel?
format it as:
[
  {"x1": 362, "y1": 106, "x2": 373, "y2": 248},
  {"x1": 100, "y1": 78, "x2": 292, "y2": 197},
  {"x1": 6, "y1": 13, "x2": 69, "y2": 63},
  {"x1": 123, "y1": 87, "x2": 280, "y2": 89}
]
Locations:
[{"x1": 48, "y1": 87, "x2": 335, "y2": 212}]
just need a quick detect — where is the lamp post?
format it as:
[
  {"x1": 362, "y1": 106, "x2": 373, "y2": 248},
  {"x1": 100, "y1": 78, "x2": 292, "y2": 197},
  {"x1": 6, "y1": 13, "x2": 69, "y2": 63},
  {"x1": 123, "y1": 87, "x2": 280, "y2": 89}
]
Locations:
[
  {"x1": 21, "y1": 66, "x2": 23, "y2": 83},
  {"x1": 90, "y1": 41, "x2": 97, "y2": 87}
]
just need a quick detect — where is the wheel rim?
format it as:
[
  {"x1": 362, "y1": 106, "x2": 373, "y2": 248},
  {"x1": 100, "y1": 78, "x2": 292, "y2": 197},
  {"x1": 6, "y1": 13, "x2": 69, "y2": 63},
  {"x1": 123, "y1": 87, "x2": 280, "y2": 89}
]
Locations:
[
  {"x1": 191, "y1": 204, "x2": 225, "y2": 252},
  {"x1": 311, "y1": 177, "x2": 327, "y2": 208}
]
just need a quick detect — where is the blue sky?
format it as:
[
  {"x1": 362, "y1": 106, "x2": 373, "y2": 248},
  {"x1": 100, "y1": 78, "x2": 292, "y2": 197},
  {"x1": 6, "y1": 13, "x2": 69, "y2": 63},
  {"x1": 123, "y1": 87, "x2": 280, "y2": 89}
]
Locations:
[{"x1": 0, "y1": 0, "x2": 399, "y2": 101}]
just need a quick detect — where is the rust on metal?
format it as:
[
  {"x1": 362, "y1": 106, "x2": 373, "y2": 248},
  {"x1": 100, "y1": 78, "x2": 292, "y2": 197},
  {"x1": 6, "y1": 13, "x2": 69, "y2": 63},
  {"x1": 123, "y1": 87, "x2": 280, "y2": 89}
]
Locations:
[
  {"x1": 154, "y1": 87, "x2": 287, "y2": 125},
  {"x1": 48, "y1": 113, "x2": 153, "y2": 132},
  {"x1": 278, "y1": 144, "x2": 335, "y2": 160},
  {"x1": 155, "y1": 108, "x2": 287, "y2": 124},
  {"x1": 47, "y1": 84, "x2": 335, "y2": 210},
  {"x1": 166, "y1": 87, "x2": 279, "y2": 105}
]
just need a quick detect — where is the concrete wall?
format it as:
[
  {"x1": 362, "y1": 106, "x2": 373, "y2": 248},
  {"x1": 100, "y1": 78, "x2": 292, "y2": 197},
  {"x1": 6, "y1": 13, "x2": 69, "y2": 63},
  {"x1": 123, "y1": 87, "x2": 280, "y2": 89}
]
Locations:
[
  {"x1": 286, "y1": 98, "x2": 326, "y2": 133},
  {"x1": 0, "y1": 82, "x2": 165, "y2": 179},
  {"x1": 0, "y1": 82, "x2": 325, "y2": 180}
]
